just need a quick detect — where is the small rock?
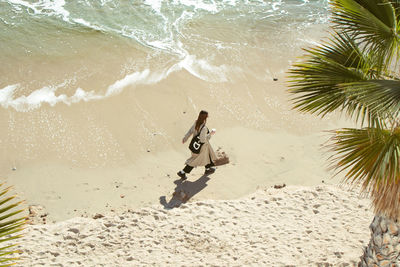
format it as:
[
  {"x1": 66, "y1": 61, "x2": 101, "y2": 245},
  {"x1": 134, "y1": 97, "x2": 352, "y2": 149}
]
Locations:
[
  {"x1": 50, "y1": 252, "x2": 60, "y2": 257},
  {"x1": 274, "y1": 183, "x2": 286, "y2": 189},
  {"x1": 12, "y1": 167, "x2": 16, "y2": 171},
  {"x1": 127, "y1": 256, "x2": 134, "y2": 261},
  {"x1": 147, "y1": 149, "x2": 150, "y2": 152},
  {"x1": 68, "y1": 228, "x2": 80, "y2": 234},
  {"x1": 120, "y1": 194, "x2": 125, "y2": 198},
  {"x1": 273, "y1": 77, "x2": 278, "y2": 81},
  {"x1": 28, "y1": 205, "x2": 47, "y2": 225},
  {"x1": 92, "y1": 213, "x2": 104, "y2": 219}
]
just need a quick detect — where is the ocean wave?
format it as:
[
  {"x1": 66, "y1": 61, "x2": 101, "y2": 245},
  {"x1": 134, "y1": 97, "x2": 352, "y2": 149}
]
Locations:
[
  {"x1": 2, "y1": 0, "x2": 329, "y2": 56},
  {"x1": 0, "y1": 53, "x2": 231, "y2": 111},
  {"x1": 0, "y1": 83, "x2": 102, "y2": 112},
  {"x1": 0, "y1": 0, "x2": 329, "y2": 111}
]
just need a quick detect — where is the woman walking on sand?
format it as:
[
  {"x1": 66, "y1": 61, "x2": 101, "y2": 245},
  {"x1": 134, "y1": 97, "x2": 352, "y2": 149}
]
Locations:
[{"x1": 177, "y1": 110, "x2": 217, "y2": 180}]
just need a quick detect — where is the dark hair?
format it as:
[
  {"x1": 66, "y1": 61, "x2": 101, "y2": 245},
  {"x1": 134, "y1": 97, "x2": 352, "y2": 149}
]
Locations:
[{"x1": 195, "y1": 110, "x2": 208, "y2": 131}]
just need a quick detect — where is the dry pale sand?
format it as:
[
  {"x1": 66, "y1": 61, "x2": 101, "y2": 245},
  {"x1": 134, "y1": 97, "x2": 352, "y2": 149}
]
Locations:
[{"x1": 19, "y1": 184, "x2": 373, "y2": 266}]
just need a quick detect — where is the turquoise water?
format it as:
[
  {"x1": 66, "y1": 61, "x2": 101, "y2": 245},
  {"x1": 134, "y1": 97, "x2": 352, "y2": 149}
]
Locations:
[{"x1": 0, "y1": 0, "x2": 330, "y2": 111}]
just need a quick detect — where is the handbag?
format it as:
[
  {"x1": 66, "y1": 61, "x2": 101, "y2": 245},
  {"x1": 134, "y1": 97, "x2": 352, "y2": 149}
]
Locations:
[{"x1": 188, "y1": 125, "x2": 206, "y2": 154}]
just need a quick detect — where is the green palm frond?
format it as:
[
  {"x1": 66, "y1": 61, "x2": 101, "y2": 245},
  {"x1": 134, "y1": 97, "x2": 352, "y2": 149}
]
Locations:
[
  {"x1": 289, "y1": 32, "x2": 379, "y2": 122},
  {"x1": 328, "y1": 127, "x2": 400, "y2": 218},
  {"x1": 310, "y1": 32, "x2": 370, "y2": 71},
  {"x1": 289, "y1": 26, "x2": 400, "y2": 126},
  {"x1": 338, "y1": 79, "x2": 400, "y2": 121},
  {"x1": 288, "y1": 0, "x2": 400, "y2": 220},
  {"x1": 330, "y1": 0, "x2": 400, "y2": 70},
  {"x1": 0, "y1": 183, "x2": 26, "y2": 267}
]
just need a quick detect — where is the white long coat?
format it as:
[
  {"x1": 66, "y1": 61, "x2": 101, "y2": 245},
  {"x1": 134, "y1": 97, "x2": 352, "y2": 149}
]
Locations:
[{"x1": 183, "y1": 121, "x2": 217, "y2": 167}]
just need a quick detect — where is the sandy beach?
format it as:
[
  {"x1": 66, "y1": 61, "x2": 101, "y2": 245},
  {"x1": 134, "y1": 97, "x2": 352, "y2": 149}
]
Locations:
[
  {"x1": 0, "y1": 1, "x2": 375, "y2": 266},
  {"x1": 1, "y1": 74, "x2": 369, "y2": 266},
  {"x1": 2, "y1": 74, "x2": 353, "y2": 222},
  {"x1": 19, "y1": 184, "x2": 373, "y2": 266}
]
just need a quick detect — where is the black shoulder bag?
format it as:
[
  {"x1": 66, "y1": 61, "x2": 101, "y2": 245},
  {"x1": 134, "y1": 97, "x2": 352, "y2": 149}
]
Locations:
[{"x1": 188, "y1": 125, "x2": 206, "y2": 154}]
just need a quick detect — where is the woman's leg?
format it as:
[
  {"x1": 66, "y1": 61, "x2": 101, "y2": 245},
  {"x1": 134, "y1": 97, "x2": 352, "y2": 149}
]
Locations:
[
  {"x1": 205, "y1": 154, "x2": 215, "y2": 169},
  {"x1": 205, "y1": 162, "x2": 214, "y2": 169},
  {"x1": 183, "y1": 165, "x2": 194, "y2": 173},
  {"x1": 177, "y1": 165, "x2": 193, "y2": 180},
  {"x1": 204, "y1": 155, "x2": 216, "y2": 174}
]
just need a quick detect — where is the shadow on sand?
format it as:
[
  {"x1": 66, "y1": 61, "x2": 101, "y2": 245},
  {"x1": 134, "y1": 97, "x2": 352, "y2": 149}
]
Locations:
[{"x1": 159, "y1": 175, "x2": 210, "y2": 209}]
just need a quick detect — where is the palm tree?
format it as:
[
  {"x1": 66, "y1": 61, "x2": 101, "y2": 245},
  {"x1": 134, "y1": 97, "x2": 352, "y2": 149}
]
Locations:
[
  {"x1": 288, "y1": 0, "x2": 400, "y2": 265},
  {"x1": 0, "y1": 183, "x2": 26, "y2": 266}
]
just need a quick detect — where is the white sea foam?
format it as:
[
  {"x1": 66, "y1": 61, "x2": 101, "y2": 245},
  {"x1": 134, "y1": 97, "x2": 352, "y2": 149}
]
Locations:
[
  {"x1": 72, "y1": 18, "x2": 104, "y2": 32},
  {"x1": 106, "y1": 55, "x2": 230, "y2": 97},
  {"x1": 143, "y1": 0, "x2": 162, "y2": 12},
  {"x1": 177, "y1": 0, "x2": 219, "y2": 13},
  {"x1": 271, "y1": 0, "x2": 283, "y2": 11},
  {"x1": 0, "y1": 83, "x2": 101, "y2": 112},
  {"x1": 105, "y1": 69, "x2": 151, "y2": 96},
  {"x1": 0, "y1": 53, "x2": 231, "y2": 112},
  {"x1": 0, "y1": 84, "x2": 18, "y2": 105},
  {"x1": 179, "y1": 55, "x2": 228, "y2": 82},
  {"x1": 7, "y1": 0, "x2": 69, "y2": 20},
  {"x1": 0, "y1": 85, "x2": 63, "y2": 111},
  {"x1": 0, "y1": 69, "x2": 166, "y2": 111}
]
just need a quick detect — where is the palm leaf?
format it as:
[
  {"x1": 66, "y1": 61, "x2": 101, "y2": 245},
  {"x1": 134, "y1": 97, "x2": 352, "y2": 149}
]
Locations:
[
  {"x1": 289, "y1": 32, "x2": 376, "y2": 122},
  {"x1": 338, "y1": 79, "x2": 400, "y2": 121},
  {"x1": 0, "y1": 184, "x2": 26, "y2": 267},
  {"x1": 289, "y1": 28, "x2": 400, "y2": 126},
  {"x1": 328, "y1": 127, "x2": 400, "y2": 218},
  {"x1": 288, "y1": 0, "x2": 400, "y2": 222},
  {"x1": 330, "y1": 0, "x2": 400, "y2": 71}
]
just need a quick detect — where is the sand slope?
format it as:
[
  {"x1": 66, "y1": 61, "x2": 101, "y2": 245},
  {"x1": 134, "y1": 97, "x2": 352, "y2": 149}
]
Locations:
[{"x1": 19, "y1": 184, "x2": 373, "y2": 266}]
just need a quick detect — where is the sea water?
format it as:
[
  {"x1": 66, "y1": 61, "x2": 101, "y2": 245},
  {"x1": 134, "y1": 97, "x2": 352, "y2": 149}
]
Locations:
[{"x1": 0, "y1": 0, "x2": 330, "y2": 111}]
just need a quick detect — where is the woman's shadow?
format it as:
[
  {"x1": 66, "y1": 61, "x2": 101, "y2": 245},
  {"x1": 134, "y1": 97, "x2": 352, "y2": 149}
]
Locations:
[{"x1": 159, "y1": 175, "x2": 210, "y2": 209}]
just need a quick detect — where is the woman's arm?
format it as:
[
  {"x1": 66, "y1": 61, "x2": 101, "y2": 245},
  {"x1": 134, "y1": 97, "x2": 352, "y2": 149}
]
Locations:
[{"x1": 182, "y1": 123, "x2": 195, "y2": 143}]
